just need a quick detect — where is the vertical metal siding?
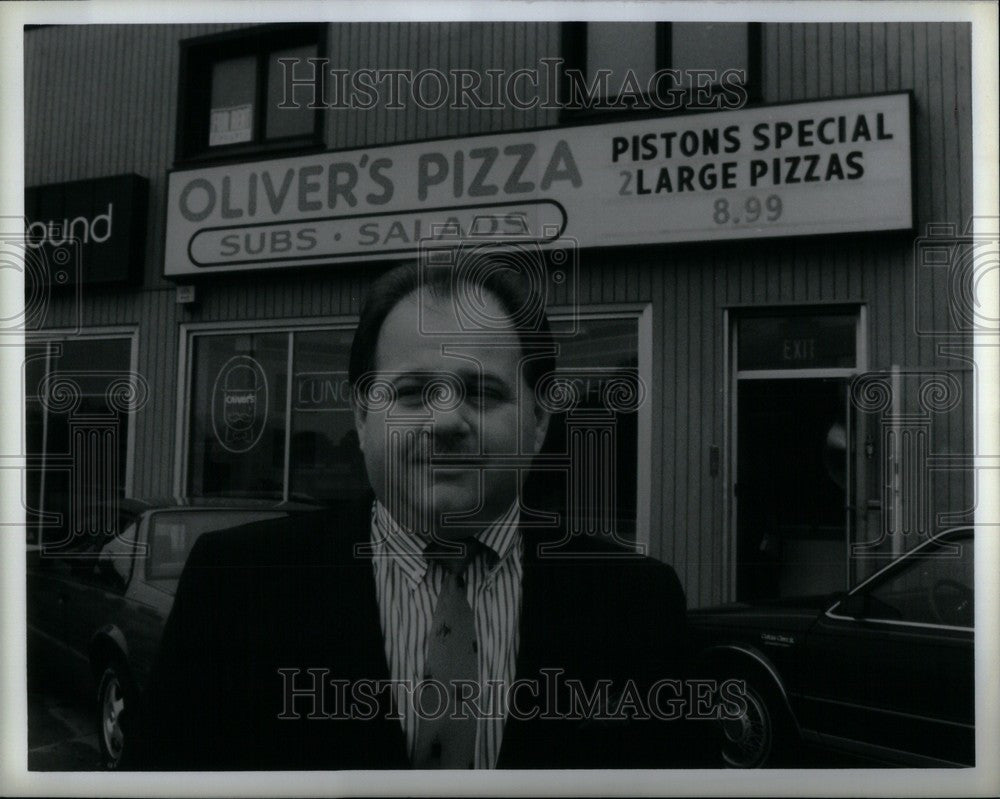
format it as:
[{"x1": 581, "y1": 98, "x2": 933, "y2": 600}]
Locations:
[
  {"x1": 324, "y1": 22, "x2": 560, "y2": 151},
  {"x1": 24, "y1": 22, "x2": 973, "y2": 606}
]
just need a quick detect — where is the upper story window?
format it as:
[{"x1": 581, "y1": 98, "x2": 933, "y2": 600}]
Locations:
[
  {"x1": 561, "y1": 21, "x2": 760, "y2": 117},
  {"x1": 176, "y1": 23, "x2": 326, "y2": 162}
]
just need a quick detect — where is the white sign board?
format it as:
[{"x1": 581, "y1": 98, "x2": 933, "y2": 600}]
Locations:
[{"x1": 165, "y1": 92, "x2": 912, "y2": 276}]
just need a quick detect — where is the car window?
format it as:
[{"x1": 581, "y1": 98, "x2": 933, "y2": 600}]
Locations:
[
  {"x1": 30, "y1": 529, "x2": 131, "y2": 587},
  {"x1": 27, "y1": 550, "x2": 78, "y2": 579},
  {"x1": 863, "y1": 534, "x2": 974, "y2": 627},
  {"x1": 31, "y1": 535, "x2": 104, "y2": 581},
  {"x1": 30, "y1": 508, "x2": 142, "y2": 586},
  {"x1": 146, "y1": 510, "x2": 286, "y2": 580},
  {"x1": 93, "y1": 521, "x2": 141, "y2": 592}
]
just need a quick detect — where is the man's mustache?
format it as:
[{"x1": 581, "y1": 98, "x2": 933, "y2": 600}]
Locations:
[
  {"x1": 411, "y1": 451, "x2": 491, "y2": 467},
  {"x1": 386, "y1": 432, "x2": 484, "y2": 464}
]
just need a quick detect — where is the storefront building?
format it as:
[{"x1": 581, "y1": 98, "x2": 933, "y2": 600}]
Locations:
[{"x1": 23, "y1": 21, "x2": 973, "y2": 608}]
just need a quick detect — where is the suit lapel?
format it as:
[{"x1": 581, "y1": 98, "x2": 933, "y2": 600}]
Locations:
[
  {"x1": 496, "y1": 526, "x2": 566, "y2": 765},
  {"x1": 297, "y1": 504, "x2": 409, "y2": 766},
  {"x1": 511, "y1": 530, "x2": 554, "y2": 683}
]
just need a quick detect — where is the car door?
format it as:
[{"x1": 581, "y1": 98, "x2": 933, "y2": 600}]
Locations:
[
  {"x1": 119, "y1": 511, "x2": 178, "y2": 691},
  {"x1": 796, "y1": 530, "x2": 974, "y2": 765},
  {"x1": 61, "y1": 515, "x2": 140, "y2": 677},
  {"x1": 26, "y1": 549, "x2": 79, "y2": 686}
]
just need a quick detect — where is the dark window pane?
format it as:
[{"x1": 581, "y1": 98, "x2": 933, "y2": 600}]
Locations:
[
  {"x1": 266, "y1": 44, "x2": 318, "y2": 139},
  {"x1": 739, "y1": 313, "x2": 856, "y2": 371},
  {"x1": 587, "y1": 23, "x2": 658, "y2": 99},
  {"x1": 288, "y1": 329, "x2": 369, "y2": 503},
  {"x1": 671, "y1": 23, "x2": 749, "y2": 91},
  {"x1": 210, "y1": 55, "x2": 256, "y2": 146},
  {"x1": 187, "y1": 333, "x2": 288, "y2": 497},
  {"x1": 25, "y1": 338, "x2": 132, "y2": 551},
  {"x1": 51, "y1": 336, "x2": 130, "y2": 372},
  {"x1": 526, "y1": 318, "x2": 639, "y2": 545}
]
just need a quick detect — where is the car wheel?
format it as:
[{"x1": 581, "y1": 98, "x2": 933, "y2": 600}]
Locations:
[
  {"x1": 716, "y1": 673, "x2": 795, "y2": 768},
  {"x1": 96, "y1": 662, "x2": 132, "y2": 769}
]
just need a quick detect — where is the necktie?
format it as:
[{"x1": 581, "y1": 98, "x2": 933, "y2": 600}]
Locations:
[{"x1": 412, "y1": 542, "x2": 480, "y2": 769}]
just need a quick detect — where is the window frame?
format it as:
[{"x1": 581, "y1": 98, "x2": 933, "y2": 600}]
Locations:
[
  {"x1": 547, "y1": 303, "x2": 653, "y2": 554},
  {"x1": 724, "y1": 302, "x2": 869, "y2": 599},
  {"x1": 175, "y1": 308, "x2": 652, "y2": 551},
  {"x1": 175, "y1": 23, "x2": 328, "y2": 164},
  {"x1": 559, "y1": 21, "x2": 762, "y2": 123},
  {"x1": 174, "y1": 317, "x2": 359, "y2": 499},
  {"x1": 733, "y1": 303, "x2": 867, "y2": 381},
  {"x1": 23, "y1": 327, "x2": 140, "y2": 547}
]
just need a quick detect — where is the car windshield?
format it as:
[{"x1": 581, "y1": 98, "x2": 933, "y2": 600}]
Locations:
[
  {"x1": 146, "y1": 510, "x2": 286, "y2": 580},
  {"x1": 862, "y1": 532, "x2": 974, "y2": 627}
]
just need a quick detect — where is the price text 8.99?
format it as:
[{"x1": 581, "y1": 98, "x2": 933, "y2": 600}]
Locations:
[{"x1": 713, "y1": 195, "x2": 783, "y2": 225}]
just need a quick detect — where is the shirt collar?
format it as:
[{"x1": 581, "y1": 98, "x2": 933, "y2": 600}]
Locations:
[
  {"x1": 475, "y1": 501, "x2": 520, "y2": 568},
  {"x1": 370, "y1": 500, "x2": 520, "y2": 588}
]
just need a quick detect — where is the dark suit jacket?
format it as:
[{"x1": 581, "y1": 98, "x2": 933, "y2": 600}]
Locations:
[{"x1": 134, "y1": 499, "x2": 714, "y2": 769}]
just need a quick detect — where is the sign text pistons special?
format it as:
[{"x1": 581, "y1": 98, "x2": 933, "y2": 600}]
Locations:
[{"x1": 611, "y1": 110, "x2": 895, "y2": 194}]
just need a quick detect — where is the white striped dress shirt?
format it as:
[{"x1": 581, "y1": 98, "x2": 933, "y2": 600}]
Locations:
[{"x1": 370, "y1": 500, "x2": 523, "y2": 769}]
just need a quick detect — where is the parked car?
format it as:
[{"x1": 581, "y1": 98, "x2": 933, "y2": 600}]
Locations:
[
  {"x1": 26, "y1": 497, "x2": 323, "y2": 769},
  {"x1": 688, "y1": 526, "x2": 974, "y2": 768}
]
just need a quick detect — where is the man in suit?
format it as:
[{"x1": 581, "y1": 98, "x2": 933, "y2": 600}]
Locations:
[{"x1": 135, "y1": 262, "x2": 715, "y2": 769}]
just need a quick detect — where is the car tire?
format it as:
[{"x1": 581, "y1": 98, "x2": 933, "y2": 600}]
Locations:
[
  {"x1": 95, "y1": 661, "x2": 133, "y2": 770},
  {"x1": 715, "y1": 672, "x2": 798, "y2": 768}
]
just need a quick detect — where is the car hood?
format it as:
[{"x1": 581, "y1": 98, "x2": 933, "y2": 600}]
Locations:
[{"x1": 688, "y1": 595, "x2": 835, "y2": 636}]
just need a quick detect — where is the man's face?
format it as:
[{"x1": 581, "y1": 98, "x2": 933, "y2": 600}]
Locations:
[{"x1": 353, "y1": 287, "x2": 549, "y2": 540}]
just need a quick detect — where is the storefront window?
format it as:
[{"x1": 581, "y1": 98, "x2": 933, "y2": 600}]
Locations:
[
  {"x1": 187, "y1": 332, "x2": 288, "y2": 497},
  {"x1": 288, "y1": 329, "x2": 368, "y2": 503},
  {"x1": 24, "y1": 336, "x2": 134, "y2": 550},
  {"x1": 186, "y1": 327, "x2": 369, "y2": 503},
  {"x1": 525, "y1": 316, "x2": 640, "y2": 545},
  {"x1": 185, "y1": 318, "x2": 642, "y2": 528}
]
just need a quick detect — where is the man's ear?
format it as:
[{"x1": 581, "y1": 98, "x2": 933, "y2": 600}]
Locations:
[{"x1": 531, "y1": 401, "x2": 550, "y2": 455}]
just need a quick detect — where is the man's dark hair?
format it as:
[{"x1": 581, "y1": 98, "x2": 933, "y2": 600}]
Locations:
[{"x1": 348, "y1": 260, "x2": 556, "y2": 395}]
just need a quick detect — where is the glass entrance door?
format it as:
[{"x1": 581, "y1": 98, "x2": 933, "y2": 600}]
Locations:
[{"x1": 736, "y1": 377, "x2": 850, "y2": 601}]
